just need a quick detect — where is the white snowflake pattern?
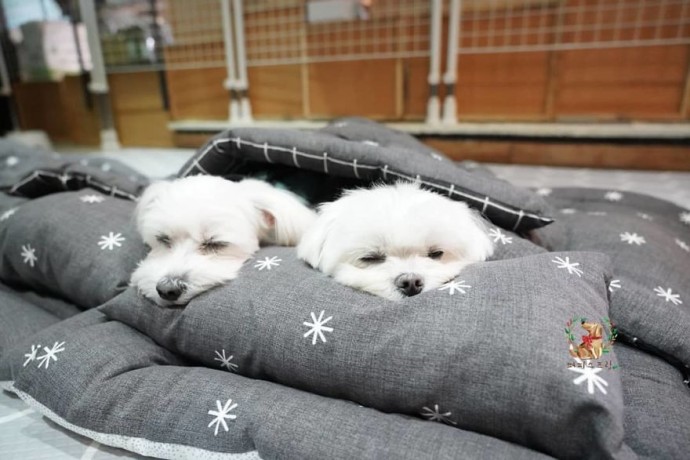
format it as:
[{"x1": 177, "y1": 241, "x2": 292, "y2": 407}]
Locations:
[
  {"x1": 361, "y1": 140, "x2": 379, "y2": 146},
  {"x1": 608, "y1": 279, "x2": 621, "y2": 293},
  {"x1": 420, "y1": 405, "x2": 457, "y2": 425},
  {"x1": 430, "y1": 152, "x2": 445, "y2": 161},
  {"x1": 214, "y1": 349, "x2": 238, "y2": 372},
  {"x1": 535, "y1": 187, "x2": 552, "y2": 196},
  {"x1": 560, "y1": 208, "x2": 577, "y2": 214},
  {"x1": 586, "y1": 211, "x2": 607, "y2": 216},
  {"x1": 676, "y1": 238, "x2": 690, "y2": 252},
  {"x1": 636, "y1": 212, "x2": 653, "y2": 221},
  {"x1": 438, "y1": 280, "x2": 471, "y2": 295},
  {"x1": 552, "y1": 256, "x2": 583, "y2": 277},
  {"x1": 80, "y1": 194, "x2": 104, "y2": 204},
  {"x1": 619, "y1": 232, "x2": 646, "y2": 246},
  {"x1": 23, "y1": 344, "x2": 41, "y2": 367},
  {"x1": 303, "y1": 311, "x2": 334, "y2": 345},
  {"x1": 36, "y1": 341, "x2": 65, "y2": 369},
  {"x1": 568, "y1": 357, "x2": 609, "y2": 395},
  {"x1": 6, "y1": 156, "x2": 18, "y2": 167},
  {"x1": 653, "y1": 286, "x2": 683, "y2": 306},
  {"x1": 207, "y1": 399, "x2": 238, "y2": 436},
  {"x1": 254, "y1": 256, "x2": 282, "y2": 271},
  {"x1": 21, "y1": 244, "x2": 37, "y2": 267},
  {"x1": 101, "y1": 162, "x2": 112, "y2": 172},
  {"x1": 0, "y1": 207, "x2": 17, "y2": 221},
  {"x1": 488, "y1": 228, "x2": 513, "y2": 245},
  {"x1": 604, "y1": 191, "x2": 623, "y2": 202},
  {"x1": 680, "y1": 212, "x2": 690, "y2": 225},
  {"x1": 98, "y1": 232, "x2": 125, "y2": 250}
]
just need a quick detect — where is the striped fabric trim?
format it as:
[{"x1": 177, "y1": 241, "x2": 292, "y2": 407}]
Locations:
[
  {"x1": 181, "y1": 136, "x2": 553, "y2": 231},
  {"x1": 3, "y1": 170, "x2": 138, "y2": 201}
]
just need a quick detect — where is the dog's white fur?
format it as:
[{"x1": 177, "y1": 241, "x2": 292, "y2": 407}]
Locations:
[
  {"x1": 131, "y1": 176, "x2": 316, "y2": 306},
  {"x1": 297, "y1": 183, "x2": 494, "y2": 300}
]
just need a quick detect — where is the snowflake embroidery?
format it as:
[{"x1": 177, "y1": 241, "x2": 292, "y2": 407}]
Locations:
[
  {"x1": 438, "y1": 280, "x2": 471, "y2": 295},
  {"x1": 36, "y1": 341, "x2": 65, "y2": 369},
  {"x1": 98, "y1": 232, "x2": 125, "y2": 250},
  {"x1": 207, "y1": 399, "x2": 237, "y2": 436},
  {"x1": 23, "y1": 344, "x2": 41, "y2": 367},
  {"x1": 214, "y1": 349, "x2": 238, "y2": 372},
  {"x1": 535, "y1": 187, "x2": 552, "y2": 196},
  {"x1": 552, "y1": 256, "x2": 583, "y2": 277},
  {"x1": 604, "y1": 191, "x2": 623, "y2": 202},
  {"x1": 488, "y1": 228, "x2": 513, "y2": 245},
  {"x1": 429, "y1": 152, "x2": 445, "y2": 161},
  {"x1": 680, "y1": 212, "x2": 690, "y2": 225},
  {"x1": 6, "y1": 155, "x2": 18, "y2": 167},
  {"x1": 568, "y1": 359, "x2": 609, "y2": 395},
  {"x1": 101, "y1": 163, "x2": 112, "y2": 172},
  {"x1": 608, "y1": 279, "x2": 621, "y2": 293},
  {"x1": 653, "y1": 287, "x2": 683, "y2": 306},
  {"x1": 676, "y1": 239, "x2": 690, "y2": 252},
  {"x1": 254, "y1": 256, "x2": 281, "y2": 271},
  {"x1": 80, "y1": 194, "x2": 104, "y2": 204},
  {"x1": 636, "y1": 212, "x2": 653, "y2": 221},
  {"x1": 361, "y1": 140, "x2": 379, "y2": 146},
  {"x1": 21, "y1": 244, "x2": 38, "y2": 267},
  {"x1": 0, "y1": 207, "x2": 17, "y2": 221},
  {"x1": 303, "y1": 311, "x2": 334, "y2": 345},
  {"x1": 619, "y1": 232, "x2": 645, "y2": 246},
  {"x1": 560, "y1": 208, "x2": 577, "y2": 214},
  {"x1": 421, "y1": 405, "x2": 457, "y2": 425}
]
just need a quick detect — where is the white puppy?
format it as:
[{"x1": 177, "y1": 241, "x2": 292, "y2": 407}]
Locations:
[
  {"x1": 298, "y1": 183, "x2": 494, "y2": 300},
  {"x1": 131, "y1": 176, "x2": 315, "y2": 306}
]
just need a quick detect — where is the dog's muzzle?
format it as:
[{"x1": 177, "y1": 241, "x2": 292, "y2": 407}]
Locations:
[
  {"x1": 395, "y1": 273, "x2": 424, "y2": 297},
  {"x1": 156, "y1": 277, "x2": 187, "y2": 302}
]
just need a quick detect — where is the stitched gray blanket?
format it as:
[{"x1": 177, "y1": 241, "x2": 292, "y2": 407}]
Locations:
[{"x1": 0, "y1": 124, "x2": 689, "y2": 459}]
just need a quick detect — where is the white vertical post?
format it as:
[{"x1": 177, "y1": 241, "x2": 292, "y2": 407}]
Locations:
[
  {"x1": 232, "y1": 0, "x2": 252, "y2": 122},
  {"x1": 442, "y1": 0, "x2": 460, "y2": 124},
  {"x1": 78, "y1": 0, "x2": 120, "y2": 150},
  {"x1": 426, "y1": 0, "x2": 442, "y2": 124},
  {"x1": 221, "y1": 0, "x2": 240, "y2": 122}
]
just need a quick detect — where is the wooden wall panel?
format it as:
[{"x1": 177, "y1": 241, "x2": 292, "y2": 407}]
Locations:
[
  {"x1": 165, "y1": 67, "x2": 228, "y2": 120},
  {"x1": 455, "y1": 52, "x2": 550, "y2": 118},
  {"x1": 13, "y1": 77, "x2": 100, "y2": 145},
  {"x1": 308, "y1": 59, "x2": 398, "y2": 119},
  {"x1": 554, "y1": 46, "x2": 690, "y2": 119},
  {"x1": 248, "y1": 65, "x2": 303, "y2": 118},
  {"x1": 403, "y1": 57, "x2": 429, "y2": 120}
]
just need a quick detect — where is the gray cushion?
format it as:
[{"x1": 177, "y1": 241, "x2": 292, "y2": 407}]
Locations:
[
  {"x1": 102, "y1": 248, "x2": 632, "y2": 458},
  {"x1": 617, "y1": 343, "x2": 690, "y2": 458},
  {"x1": 178, "y1": 118, "x2": 553, "y2": 232},
  {"x1": 0, "y1": 191, "x2": 147, "y2": 308},
  {"x1": 534, "y1": 188, "x2": 690, "y2": 372},
  {"x1": 0, "y1": 309, "x2": 551, "y2": 460}
]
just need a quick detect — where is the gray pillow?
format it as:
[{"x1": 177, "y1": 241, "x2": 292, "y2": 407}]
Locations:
[
  {"x1": 102, "y1": 248, "x2": 632, "y2": 458},
  {"x1": 534, "y1": 188, "x2": 690, "y2": 373},
  {"x1": 178, "y1": 119, "x2": 553, "y2": 232},
  {"x1": 617, "y1": 343, "x2": 690, "y2": 458},
  {"x1": 0, "y1": 191, "x2": 146, "y2": 308},
  {"x1": 0, "y1": 309, "x2": 551, "y2": 460}
]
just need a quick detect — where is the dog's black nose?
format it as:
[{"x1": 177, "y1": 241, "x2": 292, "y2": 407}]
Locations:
[
  {"x1": 156, "y1": 278, "x2": 186, "y2": 301},
  {"x1": 395, "y1": 273, "x2": 424, "y2": 297}
]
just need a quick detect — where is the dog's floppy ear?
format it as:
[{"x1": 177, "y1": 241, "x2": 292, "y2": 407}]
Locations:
[
  {"x1": 296, "y1": 201, "x2": 337, "y2": 269},
  {"x1": 135, "y1": 180, "x2": 172, "y2": 234},
  {"x1": 238, "y1": 179, "x2": 316, "y2": 246},
  {"x1": 448, "y1": 200, "x2": 494, "y2": 262}
]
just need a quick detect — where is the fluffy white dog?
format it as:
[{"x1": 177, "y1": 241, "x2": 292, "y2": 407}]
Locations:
[
  {"x1": 297, "y1": 183, "x2": 494, "y2": 300},
  {"x1": 131, "y1": 176, "x2": 316, "y2": 306}
]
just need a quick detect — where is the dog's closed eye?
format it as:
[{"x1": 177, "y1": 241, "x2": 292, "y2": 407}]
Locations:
[
  {"x1": 156, "y1": 234, "x2": 172, "y2": 248},
  {"x1": 428, "y1": 249, "x2": 444, "y2": 260},
  {"x1": 200, "y1": 239, "x2": 229, "y2": 253},
  {"x1": 359, "y1": 252, "x2": 386, "y2": 265}
]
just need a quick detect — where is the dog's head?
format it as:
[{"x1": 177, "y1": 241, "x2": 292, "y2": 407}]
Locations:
[
  {"x1": 297, "y1": 182, "x2": 494, "y2": 301},
  {"x1": 131, "y1": 176, "x2": 315, "y2": 307}
]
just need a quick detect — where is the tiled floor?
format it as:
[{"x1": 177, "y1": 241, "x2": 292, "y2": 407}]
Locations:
[{"x1": 61, "y1": 147, "x2": 690, "y2": 209}]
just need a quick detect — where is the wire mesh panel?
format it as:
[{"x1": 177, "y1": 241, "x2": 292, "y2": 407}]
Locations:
[
  {"x1": 243, "y1": 0, "x2": 431, "y2": 67},
  {"x1": 457, "y1": 0, "x2": 690, "y2": 54}
]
